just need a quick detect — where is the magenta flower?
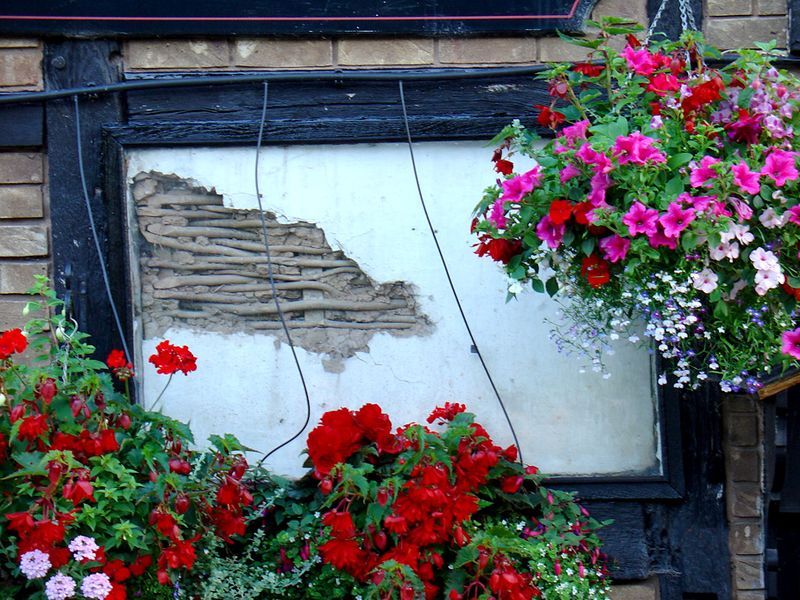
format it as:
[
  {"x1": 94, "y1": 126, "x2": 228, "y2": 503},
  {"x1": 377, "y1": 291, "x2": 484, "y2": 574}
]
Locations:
[
  {"x1": 761, "y1": 149, "x2": 799, "y2": 187},
  {"x1": 588, "y1": 171, "x2": 612, "y2": 205},
  {"x1": 688, "y1": 194, "x2": 717, "y2": 212},
  {"x1": 560, "y1": 163, "x2": 581, "y2": 183},
  {"x1": 647, "y1": 225, "x2": 678, "y2": 249},
  {"x1": 782, "y1": 328, "x2": 800, "y2": 360},
  {"x1": 535, "y1": 215, "x2": 566, "y2": 249},
  {"x1": 729, "y1": 197, "x2": 753, "y2": 222},
  {"x1": 787, "y1": 205, "x2": 800, "y2": 225},
  {"x1": 622, "y1": 45, "x2": 657, "y2": 76},
  {"x1": 622, "y1": 201, "x2": 659, "y2": 236},
  {"x1": 488, "y1": 198, "x2": 507, "y2": 229},
  {"x1": 599, "y1": 234, "x2": 631, "y2": 263},
  {"x1": 659, "y1": 202, "x2": 696, "y2": 238},
  {"x1": 575, "y1": 143, "x2": 612, "y2": 173},
  {"x1": 500, "y1": 166, "x2": 542, "y2": 202},
  {"x1": 731, "y1": 162, "x2": 761, "y2": 195},
  {"x1": 689, "y1": 156, "x2": 721, "y2": 188},
  {"x1": 561, "y1": 119, "x2": 590, "y2": 144},
  {"x1": 612, "y1": 132, "x2": 666, "y2": 165}
]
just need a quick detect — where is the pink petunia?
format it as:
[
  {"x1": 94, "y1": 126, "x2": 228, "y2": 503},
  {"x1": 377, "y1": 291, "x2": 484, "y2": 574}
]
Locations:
[
  {"x1": 729, "y1": 197, "x2": 753, "y2": 222},
  {"x1": 535, "y1": 215, "x2": 566, "y2": 249},
  {"x1": 599, "y1": 234, "x2": 631, "y2": 263},
  {"x1": 488, "y1": 198, "x2": 507, "y2": 229},
  {"x1": 689, "y1": 156, "x2": 721, "y2": 188},
  {"x1": 787, "y1": 205, "x2": 800, "y2": 225},
  {"x1": 622, "y1": 201, "x2": 659, "y2": 236},
  {"x1": 731, "y1": 162, "x2": 761, "y2": 195},
  {"x1": 782, "y1": 328, "x2": 800, "y2": 360},
  {"x1": 761, "y1": 149, "x2": 799, "y2": 187},
  {"x1": 647, "y1": 224, "x2": 678, "y2": 249},
  {"x1": 612, "y1": 132, "x2": 666, "y2": 165},
  {"x1": 561, "y1": 119, "x2": 591, "y2": 144},
  {"x1": 659, "y1": 202, "x2": 696, "y2": 238},
  {"x1": 575, "y1": 143, "x2": 613, "y2": 173},
  {"x1": 588, "y1": 171, "x2": 612, "y2": 206},
  {"x1": 622, "y1": 46, "x2": 657, "y2": 76},
  {"x1": 560, "y1": 163, "x2": 581, "y2": 183},
  {"x1": 501, "y1": 166, "x2": 542, "y2": 202}
]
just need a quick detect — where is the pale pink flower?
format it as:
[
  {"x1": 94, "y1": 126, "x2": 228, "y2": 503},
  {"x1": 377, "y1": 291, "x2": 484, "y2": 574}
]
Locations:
[
  {"x1": 689, "y1": 156, "x2": 721, "y2": 188},
  {"x1": 729, "y1": 197, "x2": 754, "y2": 222},
  {"x1": 535, "y1": 215, "x2": 565, "y2": 249},
  {"x1": 650, "y1": 115, "x2": 664, "y2": 129},
  {"x1": 731, "y1": 162, "x2": 761, "y2": 195},
  {"x1": 720, "y1": 224, "x2": 754, "y2": 246},
  {"x1": 69, "y1": 535, "x2": 99, "y2": 562},
  {"x1": 80, "y1": 573, "x2": 112, "y2": 600},
  {"x1": 20, "y1": 549, "x2": 51, "y2": 580},
  {"x1": 622, "y1": 201, "x2": 659, "y2": 236},
  {"x1": 754, "y1": 268, "x2": 784, "y2": 295},
  {"x1": 709, "y1": 241, "x2": 740, "y2": 262},
  {"x1": 750, "y1": 247, "x2": 780, "y2": 271},
  {"x1": 45, "y1": 573, "x2": 77, "y2": 600},
  {"x1": 782, "y1": 328, "x2": 800, "y2": 360},
  {"x1": 762, "y1": 149, "x2": 799, "y2": 187},
  {"x1": 759, "y1": 207, "x2": 784, "y2": 228},
  {"x1": 500, "y1": 166, "x2": 542, "y2": 202},
  {"x1": 599, "y1": 234, "x2": 631, "y2": 263},
  {"x1": 488, "y1": 198, "x2": 507, "y2": 229},
  {"x1": 691, "y1": 268, "x2": 719, "y2": 294},
  {"x1": 659, "y1": 202, "x2": 696, "y2": 238},
  {"x1": 612, "y1": 132, "x2": 666, "y2": 165}
]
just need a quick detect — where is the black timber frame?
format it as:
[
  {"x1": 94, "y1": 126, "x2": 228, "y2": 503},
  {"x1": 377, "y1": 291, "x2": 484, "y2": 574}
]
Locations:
[{"x1": 0, "y1": 36, "x2": 732, "y2": 598}]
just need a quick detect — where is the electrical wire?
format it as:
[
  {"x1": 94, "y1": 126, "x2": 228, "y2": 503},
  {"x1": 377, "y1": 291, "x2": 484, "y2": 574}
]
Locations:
[
  {"x1": 253, "y1": 82, "x2": 312, "y2": 465},
  {"x1": 73, "y1": 95, "x2": 132, "y2": 364},
  {"x1": 397, "y1": 80, "x2": 524, "y2": 464}
]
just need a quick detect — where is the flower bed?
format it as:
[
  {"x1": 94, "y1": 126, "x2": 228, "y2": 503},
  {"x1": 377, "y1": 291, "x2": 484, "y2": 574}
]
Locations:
[
  {"x1": 473, "y1": 18, "x2": 800, "y2": 393},
  {"x1": 0, "y1": 279, "x2": 610, "y2": 599}
]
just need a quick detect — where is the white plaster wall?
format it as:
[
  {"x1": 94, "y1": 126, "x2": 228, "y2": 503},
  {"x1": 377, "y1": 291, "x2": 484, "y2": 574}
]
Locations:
[{"x1": 127, "y1": 142, "x2": 659, "y2": 478}]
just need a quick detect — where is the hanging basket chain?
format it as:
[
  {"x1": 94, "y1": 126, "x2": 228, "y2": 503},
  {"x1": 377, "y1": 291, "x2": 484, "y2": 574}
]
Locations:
[{"x1": 646, "y1": 0, "x2": 698, "y2": 43}]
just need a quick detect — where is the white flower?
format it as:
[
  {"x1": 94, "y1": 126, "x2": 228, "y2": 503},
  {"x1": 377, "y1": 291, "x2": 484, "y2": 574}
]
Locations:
[
  {"x1": 759, "y1": 207, "x2": 785, "y2": 228},
  {"x1": 709, "y1": 240, "x2": 740, "y2": 262},
  {"x1": 507, "y1": 279, "x2": 523, "y2": 295},
  {"x1": 750, "y1": 247, "x2": 780, "y2": 272},
  {"x1": 691, "y1": 268, "x2": 719, "y2": 294},
  {"x1": 658, "y1": 373, "x2": 668, "y2": 385},
  {"x1": 755, "y1": 268, "x2": 785, "y2": 295}
]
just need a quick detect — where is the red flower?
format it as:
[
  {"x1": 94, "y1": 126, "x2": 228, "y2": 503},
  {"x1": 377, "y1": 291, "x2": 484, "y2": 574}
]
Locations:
[
  {"x1": 494, "y1": 159, "x2": 514, "y2": 175},
  {"x1": 548, "y1": 200, "x2": 573, "y2": 225},
  {"x1": 150, "y1": 511, "x2": 179, "y2": 539},
  {"x1": 646, "y1": 73, "x2": 680, "y2": 96},
  {"x1": 0, "y1": 328, "x2": 27, "y2": 360},
  {"x1": 18, "y1": 414, "x2": 48, "y2": 442},
  {"x1": 580, "y1": 254, "x2": 611, "y2": 288},
  {"x1": 35, "y1": 378, "x2": 58, "y2": 404},
  {"x1": 62, "y1": 479, "x2": 95, "y2": 505},
  {"x1": 501, "y1": 475, "x2": 524, "y2": 494},
  {"x1": 318, "y1": 538, "x2": 372, "y2": 580},
  {"x1": 159, "y1": 538, "x2": 197, "y2": 570},
  {"x1": 129, "y1": 555, "x2": 153, "y2": 577},
  {"x1": 535, "y1": 105, "x2": 565, "y2": 129},
  {"x1": 681, "y1": 77, "x2": 724, "y2": 115},
  {"x1": 474, "y1": 236, "x2": 522, "y2": 264},
  {"x1": 107, "y1": 349, "x2": 134, "y2": 381},
  {"x1": 573, "y1": 63, "x2": 605, "y2": 77},
  {"x1": 426, "y1": 402, "x2": 466, "y2": 424},
  {"x1": 148, "y1": 341, "x2": 197, "y2": 376},
  {"x1": 208, "y1": 506, "x2": 246, "y2": 542}
]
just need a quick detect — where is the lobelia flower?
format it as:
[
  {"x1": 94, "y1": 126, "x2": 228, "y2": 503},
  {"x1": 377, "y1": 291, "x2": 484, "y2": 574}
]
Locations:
[
  {"x1": 782, "y1": 328, "x2": 800, "y2": 360},
  {"x1": 731, "y1": 162, "x2": 761, "y2": 195},
  {"x1": 536, "y1": 215, "x2": 566, "y2": 249},
  {"x1": 500, "y1": 166, "x2": 542, "y2": 202},
  {"x1": 599, "y1": 234, "x2": 631, "y2": 263},
  {"x1": 45, "y1": 573, "x2": 77, "y2": 600},
  {"x1": 81, "y1": 573, "x2": 112, "y2": 600},
  {"x1": 622, "y1": 201, "x2": 659, "y2": 236},
  {"x1": 659, "y1": 202, "x2": 696, "y2": 238},
  {"x1": 690, "y1": 156, "x2": 721, "y2": 188},
  {"x1": 20, "y1": 549, "x2": 51, "y2": 580},
  {"x1": 612, "y1": 131, "x2": 666, "y2": 165},
  {"x1": 761, "y1": 149, "x2": 799, "y2": 187},
  {"x1": 691, "y1": 269, "x2": 719, "y2": 294}
]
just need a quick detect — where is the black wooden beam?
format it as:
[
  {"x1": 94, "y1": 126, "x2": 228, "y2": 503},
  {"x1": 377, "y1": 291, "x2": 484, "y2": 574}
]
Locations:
[
  {"x1": 0, "y1": 101, "x2": 43, "y2": 147},
  {"x1": 45, "y1": 40, "x2": 129, "y2": 360}
]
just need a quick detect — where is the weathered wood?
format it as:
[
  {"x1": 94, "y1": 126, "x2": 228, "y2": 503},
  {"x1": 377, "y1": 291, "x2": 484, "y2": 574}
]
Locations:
[
  {"x1": 759, "y1": 370, "x2": 800, "y2": 400},
  {"x1": 0, "y1": 102, "x2": 43, "y2": 147}
]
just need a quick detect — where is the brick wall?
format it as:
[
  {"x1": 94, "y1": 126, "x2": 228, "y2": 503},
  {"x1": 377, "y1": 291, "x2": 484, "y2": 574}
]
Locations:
[
  {"x1": 705, "y1": 0, "x2": 788, "y2": 49},
  {"x1": 723, "y1": 396, "x2": 767, "y2": 600},
  {"x1": 0, "y1": 37, "x2": 47, "y2": 331}
]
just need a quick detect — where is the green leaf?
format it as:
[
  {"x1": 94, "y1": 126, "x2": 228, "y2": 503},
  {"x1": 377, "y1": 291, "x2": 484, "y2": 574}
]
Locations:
[
  {"x1": 680, "y1": 232, "x2": 698, "y2": 252},
  {"x1": 545, "y1": 278, "x2": 559, "y2": 297},
  {"x1": 530, "y1": 278, "x2": 545, "y2": 293},
  {"x1": 714, "y1": 300, "x2": 729, "y2": 319},
  {"x1": 737, "y1": 87, "x2": 754, "y2": 109},
  {"x1": 556, "y1": 30, "x2": 603, "y2": 50},
  {"x1": 667, "y1": 153, "x2": 693, "y2": 170},
  {"x1": 665, "y1": 175, "x2": 684, "y2": 200},
  {"x1": 581, "y1": 237, "x2": 596, "y2": 257}
]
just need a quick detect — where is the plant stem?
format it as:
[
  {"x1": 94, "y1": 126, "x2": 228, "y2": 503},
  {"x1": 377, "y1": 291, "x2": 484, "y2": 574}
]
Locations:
[{"x1": 150, "y1": 374, "x2": 173, "y2": 412}]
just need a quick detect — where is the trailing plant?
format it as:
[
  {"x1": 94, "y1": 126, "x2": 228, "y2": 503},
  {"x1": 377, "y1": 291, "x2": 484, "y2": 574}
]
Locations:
[{"x1": 473, "y1": 17, "x2": 800, "y2": 393}]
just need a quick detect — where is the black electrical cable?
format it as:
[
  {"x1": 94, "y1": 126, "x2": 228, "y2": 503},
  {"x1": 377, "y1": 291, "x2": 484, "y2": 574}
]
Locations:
[
  {"x1": 73, "y1": 95, "x2": 133, "y2": 365},
  {"x1": 398, "y1": 80, "x2": 524, "y2": 465},
  {"x1": 253, "y1": 82, "x2": 312, "y2": 465},
  {"x1": 0, "y1": 66, "x2": 551, "y2": 106}
]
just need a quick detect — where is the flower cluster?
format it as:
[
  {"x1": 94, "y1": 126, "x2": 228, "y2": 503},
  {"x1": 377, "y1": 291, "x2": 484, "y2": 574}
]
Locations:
[
  {"x1": 148, "y1": 340, "x2": 197, "y2": 375},
  {"x1": 308, "y1": 404, "x2": 609, "y2": 599},
  {"x1": 473, "y1": 21, "x2": 800, "y2": 391}
]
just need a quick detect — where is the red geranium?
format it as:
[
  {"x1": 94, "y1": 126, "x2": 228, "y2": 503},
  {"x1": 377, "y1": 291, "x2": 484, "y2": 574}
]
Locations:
[
  {"x1": 474, "y1": 236, "x2": 522, "y2": 264},
  {"x1": 106, "y1": 349, "x2": 134, "y2": 381},
  {"x1": 0, "y1": 328, "x2": 27, "y2": 360},
  {"x1": 580, "y1": 254, "x2": 611, "y2": 288},
  {"x1": 148, "y1": 340, "x2": 197, "y2": 376}
]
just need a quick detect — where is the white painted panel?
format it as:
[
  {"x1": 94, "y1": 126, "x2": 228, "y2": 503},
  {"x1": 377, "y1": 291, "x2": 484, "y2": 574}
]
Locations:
[{"x1": 127, "y1": 142, "x2": 660, "y2": 478}]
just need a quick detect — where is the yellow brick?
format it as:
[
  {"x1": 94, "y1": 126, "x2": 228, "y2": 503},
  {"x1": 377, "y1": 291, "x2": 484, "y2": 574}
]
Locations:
[
  {"x1": 0, "y1": 47, "x2": 41, "y2": 89},
  {"x1": 438, "y1": 38, "x2": 536, "y2": 65},
  {"x1": 234, "y1": 39, "x2": 332, "y2": 68},
  {"x1": 125, "y1": 40, "x2": 229, "y2": 70},
  {"x1": 337, "y1": 39, "x2": 434, "y2": 67}
]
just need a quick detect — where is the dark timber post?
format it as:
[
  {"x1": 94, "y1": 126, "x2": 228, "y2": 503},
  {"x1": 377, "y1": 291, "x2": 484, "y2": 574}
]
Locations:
[{"x1": 44, "y1": 40, "x2": 126, "y2": 358}]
